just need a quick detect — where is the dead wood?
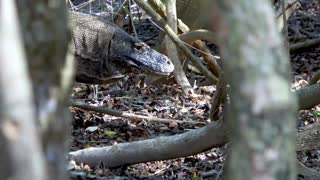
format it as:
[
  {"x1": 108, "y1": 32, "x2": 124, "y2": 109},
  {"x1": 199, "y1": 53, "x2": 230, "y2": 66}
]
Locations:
[
  {"x1": 68, "y1": 120, "x2": 227, "y2": 167},
  {"x1": 68, "y1": 116, "x2": 320, "y2": 176},
  {"x1": 297, "y1": 161, "x2": 320, "y2": 179},
  {"x1": 309, "y1": 70, "x2": 320, "y2": 85},
  {"x1": 70, "y1": 100, "x2": 205, "y2": 126},
  {"x1": 296, "y1": 123, "x2": 320, "y2": 151},
  {"x1": 290, "y1": 38, "x2": 320, "y2": 52},
  {"x1": 295, "y1": 83, "x2": 320, "y2": 110}
]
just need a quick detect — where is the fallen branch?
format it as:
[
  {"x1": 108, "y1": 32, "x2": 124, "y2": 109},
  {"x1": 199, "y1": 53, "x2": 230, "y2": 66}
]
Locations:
[
  {"x1": 290, "y1": 37, "x2": 320, "y2": 52},
  {"x1": 309, "y1": 70, "x2": 320, "y2": 85},
  {"x1": 69, "y1": 116, "x2": 320, "y2": 178},
  {"x1": 68, "y1": 115, "x2": 320, "y2": 179},
  {"x1": 68, "y1": 120, "x2": 227, "y2": 167},
  {"x1": 296, "y1": 123, "x2": 320, "y2": 151},
  {"x1": 69, "y1": 100, "x2": 206, "y2": 126},
  {"x1": 294, "y1": 83, "x2": 320, "y2": 110},
  {"x1": 297, "y1": 160, "x2": 320, "y2": 179}
]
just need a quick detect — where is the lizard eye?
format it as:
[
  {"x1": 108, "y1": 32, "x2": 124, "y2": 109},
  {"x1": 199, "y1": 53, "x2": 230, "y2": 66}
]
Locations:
[{"x1": 134, "y1": 42, "x2": 146, "y2": 51}]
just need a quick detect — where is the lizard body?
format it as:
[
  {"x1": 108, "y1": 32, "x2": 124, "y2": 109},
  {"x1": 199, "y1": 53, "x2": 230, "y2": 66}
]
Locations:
[{"x1": 70, "y1": 12, "x2": 174, "y2": 84}]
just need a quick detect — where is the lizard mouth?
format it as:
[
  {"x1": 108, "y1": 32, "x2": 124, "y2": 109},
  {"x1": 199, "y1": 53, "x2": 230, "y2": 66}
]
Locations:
[
  {"x1": 127, "y1": 61, "x2": 172, "y2": 76},
  {"x1": 125, "y1": 55, "x2": 174, "y2": 76},
  {"x1": 144, "y1": 69, "x2": 172, "y2": 76}
]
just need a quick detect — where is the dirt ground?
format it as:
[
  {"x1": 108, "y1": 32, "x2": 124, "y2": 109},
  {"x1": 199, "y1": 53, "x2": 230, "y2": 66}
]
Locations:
[{"x1": 68, "y1": 0, "x2": 320, "y2": 179}]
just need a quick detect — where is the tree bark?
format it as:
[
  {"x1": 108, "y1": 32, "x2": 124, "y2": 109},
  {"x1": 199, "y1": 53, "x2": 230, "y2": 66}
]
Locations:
[
  {"x1": 69, "y1": 120, "x2": 228, "y2": 167},
  {"x1": 165, "y1": 0, "x2": 194, "y2": 95},
  {"x1": 0, "y1": 1, "x2": 46, "y2": 179},
  {"x1": 295, "y1": 83, "x2": 320, "y2": 110},
  {"x1": 16, "y1": 1, "x2": 73, "y2": 179},
  {"x1": 213, "y1": 0, "x2": 298, "y2": 179}
]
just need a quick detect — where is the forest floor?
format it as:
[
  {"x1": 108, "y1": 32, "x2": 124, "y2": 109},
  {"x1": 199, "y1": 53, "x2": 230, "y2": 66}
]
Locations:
[{"x1": 68, "y1": 0, "x2": 320, "y2": 179}]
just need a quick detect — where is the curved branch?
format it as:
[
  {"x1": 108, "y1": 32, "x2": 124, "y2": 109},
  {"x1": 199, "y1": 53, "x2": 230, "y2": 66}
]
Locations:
[
  {"x1": 135, "y1": 0, "x2": 218, "y2": 83},
  {"x1": 297, "y1": 161, "x2": 320, "y2": 179},
  {"x1": 69, "y1": 120, "x2": 227, "y2": 167},
  {"x1": 297, "y1": 123, "x2": 320, "y2": 151},
  {"x1": 290, "y1": 38, "x2": 320, "y2": 52},
  {"x1": 309, "y1": 70, "x2": 320, "y2": 85},
  {"x1": 179, "y1": 29, "x2": 217, "y2": 44},
  {"x1": 295, "y1": 83, "x2": 320, "y2": 110}
]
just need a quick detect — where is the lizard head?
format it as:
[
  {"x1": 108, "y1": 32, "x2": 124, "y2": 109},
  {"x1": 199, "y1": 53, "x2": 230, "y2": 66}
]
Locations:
[{"x1": 109, "y1": 29, "x2": 174, "y2": 76}]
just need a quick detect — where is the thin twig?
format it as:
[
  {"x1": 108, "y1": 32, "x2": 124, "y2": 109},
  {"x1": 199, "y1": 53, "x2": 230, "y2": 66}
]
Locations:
[
  {"x1": 73, "y1": 0, "x2": 98, "y2": 11},
  {"x1": 113, "y1": 0, "x2": 128, "y2": 22},
  {"x1": 128, "y1": 0, "x2": 138, "y2": 38},
  {"x1": 70, "y1": 100, "x2": 206, "y2": 126}
]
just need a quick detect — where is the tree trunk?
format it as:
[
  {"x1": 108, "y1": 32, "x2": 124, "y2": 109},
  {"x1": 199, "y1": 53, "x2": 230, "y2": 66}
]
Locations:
[
  {"x1": 0, "y1": 1, "x2": 46, "y2": 179},
  {"x1": 213, "y1": 0, "x2": 297, "y2": 179},
  {"x1": 15, "y1": 1, "x2": 73, "y2": 179}
]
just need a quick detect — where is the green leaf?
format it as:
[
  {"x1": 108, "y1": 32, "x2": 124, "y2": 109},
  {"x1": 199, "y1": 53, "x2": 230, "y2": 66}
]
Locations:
[
  {"x1": 193, "y1": 172, "x2": 199, "y2": 178},
  {"x1": 313, "y1": 111, "x2": 318, "y2": 117},
  {"x1": 104, "y1": 130, "x2": 117, "y2": 137}
]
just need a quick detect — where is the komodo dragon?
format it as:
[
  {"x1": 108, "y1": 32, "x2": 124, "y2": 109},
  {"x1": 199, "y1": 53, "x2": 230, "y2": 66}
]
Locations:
[{"x1": 70, "y1": 12, "x2": 174, "y2": 84}]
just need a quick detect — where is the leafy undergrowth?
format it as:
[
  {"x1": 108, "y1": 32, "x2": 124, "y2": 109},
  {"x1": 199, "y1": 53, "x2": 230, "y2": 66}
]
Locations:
[{"x1": 68, "y1": 0, "x2": 320, "y2": 179}]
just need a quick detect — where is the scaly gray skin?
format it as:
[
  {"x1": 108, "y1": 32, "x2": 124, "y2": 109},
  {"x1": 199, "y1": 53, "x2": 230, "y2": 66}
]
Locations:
[{"x1": 70, "y1": 12, "x2": 174, "y2": 84}]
